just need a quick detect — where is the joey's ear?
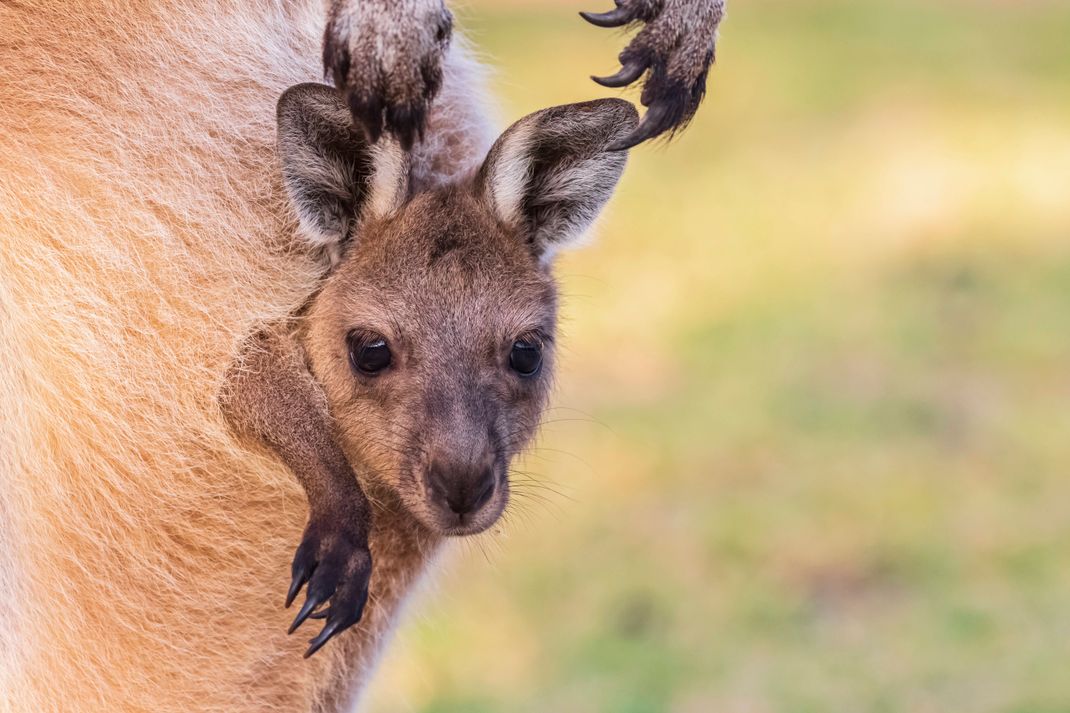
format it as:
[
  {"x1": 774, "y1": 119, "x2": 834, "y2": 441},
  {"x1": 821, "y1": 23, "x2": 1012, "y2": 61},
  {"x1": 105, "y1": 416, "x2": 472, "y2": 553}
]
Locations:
[
  {"x1": 477, "y1": 98, "x2": 638, "y2": 262},
  {"x1": 277, "y1": 83, "x2": 409, "y2": 261}
]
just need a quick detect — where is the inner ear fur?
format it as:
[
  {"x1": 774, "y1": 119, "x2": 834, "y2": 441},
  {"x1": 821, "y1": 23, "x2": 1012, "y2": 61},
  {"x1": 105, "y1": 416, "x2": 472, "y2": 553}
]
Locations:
[
  {"x1": 477, "y1": 98, "x2": 639, "y2": 262},
  {"x1": 277, "y1": 83, "x2": 408, "y2": 263}
]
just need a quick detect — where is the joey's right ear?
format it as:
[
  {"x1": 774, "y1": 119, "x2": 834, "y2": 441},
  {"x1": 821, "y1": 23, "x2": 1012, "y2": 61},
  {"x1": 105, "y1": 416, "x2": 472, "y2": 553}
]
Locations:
[
  {"x1": 477, "y1": 98, "x2": 638, "y2": 263},
  {"x1": 277, "y1": 83, "x2": 409, "y2": 263}
]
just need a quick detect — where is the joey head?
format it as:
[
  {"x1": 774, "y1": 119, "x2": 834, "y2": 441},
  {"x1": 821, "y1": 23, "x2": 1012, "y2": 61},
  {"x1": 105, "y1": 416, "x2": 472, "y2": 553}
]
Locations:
[{"x1": 222, "y1": 83, "x2": 638, "y2": 656}]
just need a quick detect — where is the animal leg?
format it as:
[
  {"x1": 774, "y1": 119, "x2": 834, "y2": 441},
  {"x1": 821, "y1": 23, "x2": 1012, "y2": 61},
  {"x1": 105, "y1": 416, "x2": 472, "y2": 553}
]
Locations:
[
  {"x1": 583, "y1": 0, "x2": 726, "y2": 149},
  {"x1": 220, "y1": 324, "x2": 373, "y2": 657},
  {"x1": 322, "y1": 0, "x2": 453, "y2": 149}
]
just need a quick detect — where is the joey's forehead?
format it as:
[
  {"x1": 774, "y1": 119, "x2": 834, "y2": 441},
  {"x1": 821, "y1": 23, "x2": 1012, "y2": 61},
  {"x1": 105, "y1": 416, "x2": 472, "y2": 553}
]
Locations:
[
  {"x1": 330, "y1": 267, "x2": 555, "y2": 351},
  {"x1": 339, "y1": 263, "x2": 556, "y2": 341},
  {"x1": 370, "y1": 191, "x2": 524, "y2": 269},
  {"x1": 335, "y1": 192, "x2": 558, "y2": 337}
]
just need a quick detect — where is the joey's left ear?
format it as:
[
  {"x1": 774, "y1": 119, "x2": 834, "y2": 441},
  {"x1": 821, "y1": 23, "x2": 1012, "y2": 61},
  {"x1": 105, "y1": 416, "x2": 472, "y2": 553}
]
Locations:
[
  {"x1": 477, "y1": 99, "x2": 639, "y2": 262},
  {"x1": 277, "y1": 83, "x2": 409, "y2": 265}
]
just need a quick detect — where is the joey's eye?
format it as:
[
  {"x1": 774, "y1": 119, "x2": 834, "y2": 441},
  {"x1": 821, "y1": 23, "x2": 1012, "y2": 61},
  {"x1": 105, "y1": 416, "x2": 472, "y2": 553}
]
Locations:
[
  {"x1": 509, "y1": 340, "x2": 542, "y2": 377},
  {"x1": 348, "y1": 332, "x2": 392, "y2": 375}
]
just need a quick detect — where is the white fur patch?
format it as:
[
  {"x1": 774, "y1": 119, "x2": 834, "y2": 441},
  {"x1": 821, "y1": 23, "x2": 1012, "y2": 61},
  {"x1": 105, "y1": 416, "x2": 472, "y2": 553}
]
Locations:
[
  {"x1": 485, "y1": 121, "x2": 535, "y2": 227},
  {"x1": 365, "y1": 138, "x2": 410, "y2": 219}
]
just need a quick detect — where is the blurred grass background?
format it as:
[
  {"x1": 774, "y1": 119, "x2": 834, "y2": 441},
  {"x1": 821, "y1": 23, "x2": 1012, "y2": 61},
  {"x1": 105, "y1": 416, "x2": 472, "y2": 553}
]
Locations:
[{"x1": 365, "y1": 1, "x2": 1070, "y2": 711}]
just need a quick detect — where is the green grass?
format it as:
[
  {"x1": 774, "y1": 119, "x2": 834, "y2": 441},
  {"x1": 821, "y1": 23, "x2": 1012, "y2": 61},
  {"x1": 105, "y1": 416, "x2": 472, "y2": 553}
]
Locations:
[{"x1": 365, "y1": 2, "x2": 1070, "y2": 711}]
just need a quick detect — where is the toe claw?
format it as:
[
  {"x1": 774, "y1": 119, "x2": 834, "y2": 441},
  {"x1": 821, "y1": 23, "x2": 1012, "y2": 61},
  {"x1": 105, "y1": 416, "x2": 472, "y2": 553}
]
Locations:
[
  {"x1": 285, "y1": 564, "x2": 309, "y2": 609},
  {"x1": 607, "y1": 101, "x2": 674, "y2": 151},
  {"x1": 592, "y1": 60, "x2": 647, "y2": 88},
  {"x1": 304, "y1": 619, "x2": 344, "y2": 658},
  {"x1": 385, "y1": 102, "x2": 425, "y2": 151},
  {"x1": 288, "y1": 594, "x2": 321, "y2": 635},
  {"x1": 580, "y1": 7, "x2": 633, "y2": 28}
]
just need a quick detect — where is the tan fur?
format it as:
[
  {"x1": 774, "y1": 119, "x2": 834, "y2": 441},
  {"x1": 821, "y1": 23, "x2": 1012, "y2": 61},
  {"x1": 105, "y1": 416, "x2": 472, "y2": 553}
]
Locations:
[{"x1": 0, "y1": 1, "x2": 493, "y2": 710}]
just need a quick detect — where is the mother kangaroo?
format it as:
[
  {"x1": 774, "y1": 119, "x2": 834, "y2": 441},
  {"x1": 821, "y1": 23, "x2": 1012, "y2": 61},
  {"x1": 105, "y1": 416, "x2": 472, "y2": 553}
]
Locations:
[{"x1": 0, "y1": 1, "x2": 724, "y2": 710}]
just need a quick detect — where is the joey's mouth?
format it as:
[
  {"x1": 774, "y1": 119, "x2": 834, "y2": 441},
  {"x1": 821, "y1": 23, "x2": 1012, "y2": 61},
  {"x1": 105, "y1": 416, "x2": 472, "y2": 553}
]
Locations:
[{"x1": 437, "y1": 510, "x2": 504, "y2": 537}]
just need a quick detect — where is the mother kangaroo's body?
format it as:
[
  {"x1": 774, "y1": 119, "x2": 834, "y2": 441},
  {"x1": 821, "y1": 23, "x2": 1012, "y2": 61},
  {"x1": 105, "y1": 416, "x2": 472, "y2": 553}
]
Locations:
[{"x1": 0, "y1": 2, "x2": 496, "y2": 710}]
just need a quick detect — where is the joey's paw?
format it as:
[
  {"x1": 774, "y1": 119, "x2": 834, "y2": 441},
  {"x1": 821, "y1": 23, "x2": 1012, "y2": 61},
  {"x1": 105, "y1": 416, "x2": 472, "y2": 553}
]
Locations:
[
  {"x1": 285, "y1": 516, "x2": 372, "y2": 657},
  {"x1": 582, "y1": 0, "x2": 726, "y2": 150},
  {"x1": 323, "y1": 0, "x2": 452, "y2": 150}
]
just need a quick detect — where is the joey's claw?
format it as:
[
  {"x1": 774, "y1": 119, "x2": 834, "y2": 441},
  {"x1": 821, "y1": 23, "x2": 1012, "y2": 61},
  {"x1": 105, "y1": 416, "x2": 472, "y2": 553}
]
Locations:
[
  {"x1": 303, "y1": 565, "x2": 370, "y2": 657},
  {"x1": 305, "y1": 620, "x2": 344, "y2": 658},
  {"x1": 346, "y1": 93, "x2": 385, "y2": 145},
  {"x1": 592, "y1": 60, "x2": 648, "y2": 88},
  {"x1": 284, "y1": 517, "x2": 372, "y2": 653},
  {"x1": 584, "y1": 0, "x2": 726, "y2": 146},
  {"x1": 608, "y1": 101, "x2": 676, "y2": 151},
  {"x1": 285, "y1": 536, "x2": 321, "y2": 609},
  {"x1": 385, "y1": 102, "x2": 427, "y2": 151},
  {"x1": 285, "y1": 560, "x2": 310, "y2": 609},
  {"x1": 323, "y1": 0, "x2": 452, "y2": 149},
  {"x1": 580, "y1": 7, "x2": 633, "y2": 28},
  {"x1": 288, "y1": 594, "x2": 324, "y2": 635}
]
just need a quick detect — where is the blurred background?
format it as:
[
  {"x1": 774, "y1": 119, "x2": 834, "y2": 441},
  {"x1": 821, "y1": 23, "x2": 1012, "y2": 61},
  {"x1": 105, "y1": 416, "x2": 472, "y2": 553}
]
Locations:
[{"x1": 366, "y1": 1, "x2": 1070, "y2": 710}]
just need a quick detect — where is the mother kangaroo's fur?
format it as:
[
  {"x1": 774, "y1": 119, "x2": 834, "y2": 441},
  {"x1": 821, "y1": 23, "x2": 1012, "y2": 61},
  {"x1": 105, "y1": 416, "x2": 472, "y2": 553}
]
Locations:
[{"x1": 0, "y1": 1, "x2": 496, "y2": 710}]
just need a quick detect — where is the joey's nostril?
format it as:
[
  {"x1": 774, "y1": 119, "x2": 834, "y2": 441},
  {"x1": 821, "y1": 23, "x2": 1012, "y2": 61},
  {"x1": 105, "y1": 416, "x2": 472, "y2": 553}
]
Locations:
[{"x1": 471, "y1": 471, "x2": 496, "y2": 512}]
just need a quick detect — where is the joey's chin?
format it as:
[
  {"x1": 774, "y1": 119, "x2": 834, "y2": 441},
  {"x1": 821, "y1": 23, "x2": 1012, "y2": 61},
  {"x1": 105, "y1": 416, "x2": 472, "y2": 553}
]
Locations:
[
  {"x1": 436, "y1": 499, "x2": 508, "y2": 537},
  {"x1": 428, "y1": 493, "x2": 508, "y2": 537}
]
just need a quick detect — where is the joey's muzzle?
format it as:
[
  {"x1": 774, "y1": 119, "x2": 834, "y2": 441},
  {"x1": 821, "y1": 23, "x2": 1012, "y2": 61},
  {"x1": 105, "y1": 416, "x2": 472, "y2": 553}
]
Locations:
[{"x1": 420, "y1": 446, "x2": 505, "y2": 535}]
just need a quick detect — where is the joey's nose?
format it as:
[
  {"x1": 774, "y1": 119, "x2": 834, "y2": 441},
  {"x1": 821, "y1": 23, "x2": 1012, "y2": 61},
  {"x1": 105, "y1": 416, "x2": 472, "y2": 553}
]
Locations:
[{"x1": 428, "y1": 463, "x2": 496, "y2": 516}]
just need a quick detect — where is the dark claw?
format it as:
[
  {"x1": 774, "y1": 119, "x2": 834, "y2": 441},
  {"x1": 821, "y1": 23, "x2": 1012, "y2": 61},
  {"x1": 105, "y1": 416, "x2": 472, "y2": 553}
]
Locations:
[
  {"x1": 385, "y1": 102, "x2": 426, "y2": 152},
  {"x1": 592, "y1": 60, "x2": 647, "y2": 88},
  {"x1": 580, "y1": 7, "x2": 633, "y2": 28},
  {"x1": 607, "y1": 101, "x2": 674, "y2": 151},
  {"x1": 304, "y1": 619, "x2": 345, "y2": 658},
  {"x1": 347, "y1": 93, "x2": 384, "y2": 145},
  {"x1": 302, "y1": 579, "x2": 369, "y2": 657},
  {"x1": 284, "y1": 512, "x2": 371, "y2": 655},
  {"x1": 285, "y1": 561, "x2": 311, "y2": 609},
  {"x1": 288, "y1": 593, "x2": 322, "y2": 635}
]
